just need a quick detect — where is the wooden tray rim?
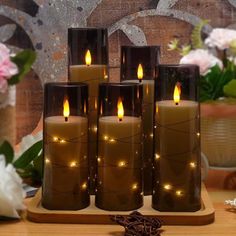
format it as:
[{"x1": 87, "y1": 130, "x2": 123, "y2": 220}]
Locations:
[{"x1": 27, "y1": 184, "x2": 215, "y2": 225}]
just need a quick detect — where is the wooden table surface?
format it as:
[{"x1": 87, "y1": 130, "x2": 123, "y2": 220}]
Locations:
[{"x1": 0, "y1": 187, "x2": 235, "y2": 236}]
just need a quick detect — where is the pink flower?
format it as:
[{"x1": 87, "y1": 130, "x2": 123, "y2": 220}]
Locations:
[
  {"x1": 180, "y1": 49, "x2": 223, "y2": 75},
  {"x1": 0, "y1": 43, "x2": 18, "y2": 93},
  {"x1": 205, "y1": 28, "x2": 236, "y2": 50}
]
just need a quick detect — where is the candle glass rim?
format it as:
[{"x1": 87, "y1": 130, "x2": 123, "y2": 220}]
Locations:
[
  {"x1": 68, "y1": 27, "x2": 108, "y2": 32},
  {"x1": 121, "y1": 45, "x2": 161, "y2": 49},
  {"x1": 99, "y1": 82, "x2": 142, "y2": 88},
  {"x1": 157, "y1": 64, "x2": 200, "y2": 70},
  {"x1": 44, "y1": 82, "x2": 88, "y2": 89}
]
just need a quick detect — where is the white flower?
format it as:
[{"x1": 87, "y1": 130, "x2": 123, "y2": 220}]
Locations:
[
  {"x1": 0, "y1": 155, "x2": 25, "y2": 218},
  {"x1": 15, "y1": 131, "x2": 42, "y2": 160},
  {"x1": 205, "y1": 28, "x2": 236, "y2": 50},
  {"x1": 180, "y1": 49, "x2": 223, "y2": 75}
]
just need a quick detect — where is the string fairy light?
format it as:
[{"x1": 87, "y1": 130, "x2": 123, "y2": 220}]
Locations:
[{"x1": 118, "y1": 161, "x2": 126, "y2": 167}]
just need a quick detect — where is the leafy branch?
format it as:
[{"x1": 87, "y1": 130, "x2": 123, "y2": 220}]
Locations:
[
  {"x1": 9, "y1": 49, "x2": 36, "y2": 85},
  {"x1": 0, "y1": 140, "x2": 43, "y2": 184}
]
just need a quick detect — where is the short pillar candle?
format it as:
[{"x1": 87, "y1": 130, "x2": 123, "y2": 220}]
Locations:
[
  {"x1": 42, "y1": 82, "x2": 89, "y2": 210},
  {"x1": 68, "y1": 28, "x2": 109, "y2": 193},
  {"x1": 152, "y1": 64, "x2": 201, "y2": 212},
  {"x1": 95, "y1": 83, "x2": 143, "y2": 211},
  {"x1": 120, "y1": 45, "x2": 160, "y2": 195}
]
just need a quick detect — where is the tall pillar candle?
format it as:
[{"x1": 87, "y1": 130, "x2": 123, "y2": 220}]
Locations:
[
  {"x1": 68, "y1": 28, "x2": 109, "y2": 193},
  {"x1": 152, "y1": 64, "x2": 201, "y2": 212},
  {"x1": 121, "y1": 46, "x2": 160, "y2": 195},
  {"x1": 95, "y1": 83, "x2": 143, "y2": 211},
  {"x1": 42, "y1": 83, "x2": 89, "y2": 210}
]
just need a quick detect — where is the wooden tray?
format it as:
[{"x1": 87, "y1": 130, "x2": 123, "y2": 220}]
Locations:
[{"x1": 27, "y1": 184, "x2": 214, "y2": 225}]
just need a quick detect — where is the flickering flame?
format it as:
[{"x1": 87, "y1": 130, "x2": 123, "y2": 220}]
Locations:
[
  {"x1": 85, "y1": 49, "x2": 92, "y2": 66},
  {"x1": 137, "y1": 63, "x2": 143, "y2": 81},
  {"x1": 173, "y1": 84, "x2": 181, "y2": 105},
  {"x1": 63, "y1": 97, "x2": 70, "y2": 121},
  {"x1": 117, "y1": 97, "x2": 124, "y2": 121}
]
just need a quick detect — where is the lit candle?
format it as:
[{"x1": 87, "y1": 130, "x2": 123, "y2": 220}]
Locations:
[
  {"x1": 96, "y1": 97, "x2": 143, "y2": 211},
  {"x1": 42, "y1": 94, "x2": 89, "y2": 210},
  {"x1": 69, "y1": 49, "x2": 108, "y2": 192},
  {"x1": 153, "y1": 82, "x2": 201, "y2": 211},
  {"x1": 122, "y1": 63, "x2": 155, "y2": 195}
]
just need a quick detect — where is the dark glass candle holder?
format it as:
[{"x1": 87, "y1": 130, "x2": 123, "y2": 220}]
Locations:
[
  {"x1": 120, "y1": 46, "x2": 160, "y2": 195},
  {"x1": 95, "y1": 83, "x2": 143, "y2": 211},
  {"x1": 68, "y1": 28, "x2": 109, "y2": 193},
  {"x1": 153, "y1": 64, "x2": 201, "y2": 212},
  {"x1": 42, "y1": 82, "x2": 89, "y2": 210}
]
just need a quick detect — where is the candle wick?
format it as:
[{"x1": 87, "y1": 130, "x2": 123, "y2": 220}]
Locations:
[
  {"x1": 119, "y1": 118, "x2": 122, "y2": 122},
  {"x1": 175, "y1": 102, "x2": 179, "y2": 106},
  {"x1": 139, "y1": 79, "x2": 142, "y2": 83},
  {"x1": 65, "y1": 117, "x2": 68, "y2": 122}
]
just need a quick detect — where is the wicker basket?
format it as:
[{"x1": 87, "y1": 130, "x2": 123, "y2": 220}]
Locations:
[
  {"x1": 0, "y1": 86, "x2": 16, "y2": 145},
  {"x1": 201, "y1": 101, "x2": 236, "y2": 168}
]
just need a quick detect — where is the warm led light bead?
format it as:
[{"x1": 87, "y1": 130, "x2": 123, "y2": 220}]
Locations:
[
  {"x1": 164, "y1": 184, "x2": 172, "y2": 190},
  {"x1": 132, "y1": 183, "x2": 138, "y2": 190},
  {"x1": 176, "y1": 190, "x2": 183, "y2": 197},
  {"x1": 81, "y1": 182, "x2": 87, "y2": 190},
  {"x1": 70, "y1": 161, "x2": 77, "y2": 167},
  {"x1": 118, "y1": 161, "x2": 126, "y2": 167},
  {"x1": 60, "y1": 139, "x2": 66, "y2": 144},
  {"x1": 104, "y1": 135, "x2": 109, "y2": 141},
  {"x1": 190, "y1": 162, "x2": 196, "y2": 168},
  {"x1": 109, "y1": 138, "x2": 115, "y2": 143},
  {"x1": 53, "y1": 136, "x2": 59, "y2": 142},
  {"x1": 155, "y1": 153, "x2": 160, "y2": 160},
  {"x1": 45, "y1": 158, "x2": 50, "y2": 164}
]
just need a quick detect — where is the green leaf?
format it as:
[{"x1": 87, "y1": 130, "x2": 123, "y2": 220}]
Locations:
[
  {"x1": 191, "y1": 19, "x2": 209, "y2": 49},
  {"x1": 212, "y1": 64, "x2": 235, "y2": 99},
  {"x1": 13, "y1": 140, "x2": 42, "y2": 169},
  {"x1": 200, "y1": 76, "x2": 212, "y2": 102},
  {"x1": 200, "y1": 65, "x2": 222, "y2": 101},
  {"x1": 17, "y1": 164, "x2": 35, "y2": 178},
  {"x1": 8, "y1": 49, "x2": 36, "y2": 85},
  {"x1": 0, "y1": 141, "x2": 14, "y2": 164},
  {"x1": 224, "y1": 79, "x2": 236, "y2": 98}
]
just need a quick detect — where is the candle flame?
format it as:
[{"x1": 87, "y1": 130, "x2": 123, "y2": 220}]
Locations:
[
  {"x1": 137, "y1": 63, "x2": 143, "y2": 81},
  {"x1": 85, "y1": 49, "x2": 92, "y2": 66},
  {"x1": 173, "y1": 83, "x2": 181, "y2": 105},
  {"x1": 117, "y1": 97, "x2": 124, "y2": 121},
  {"x1": 63, "y1": 96, "x2": 70, "y2": 120}
]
